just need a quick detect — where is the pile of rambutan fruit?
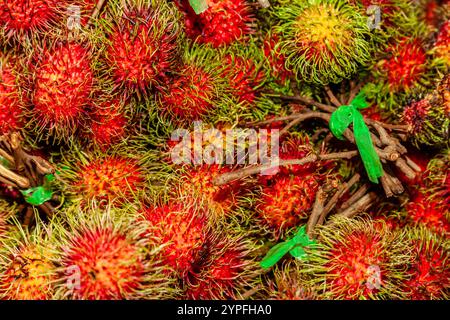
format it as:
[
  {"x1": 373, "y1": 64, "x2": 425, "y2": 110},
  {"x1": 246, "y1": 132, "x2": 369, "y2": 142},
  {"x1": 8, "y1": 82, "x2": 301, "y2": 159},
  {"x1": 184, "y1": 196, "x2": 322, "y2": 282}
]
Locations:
[{"x1": 0, "y1": 0, "x2": 448, "y2": 300}]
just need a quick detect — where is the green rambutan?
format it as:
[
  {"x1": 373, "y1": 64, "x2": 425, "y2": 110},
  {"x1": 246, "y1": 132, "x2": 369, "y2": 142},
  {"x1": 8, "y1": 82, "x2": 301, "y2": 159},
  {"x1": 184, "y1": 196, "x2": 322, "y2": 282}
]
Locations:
[
  {"x1": 274, "y1": 0, "x2": 371, "y2": 84},
  {"x1": 103, "y1": 0, "x2": 183, "y2": 98},
  {"x1": 55, "y1": 207, "x2": 177, "y2": 299},
  {"x1": 302, "y1": 217, "x2": 413, "y2": 299},
  {"x1": 29, "y1": 41, "x2": 94, "y2": 140},
  {"x1": 175, "y1": 0, "x2": 255, "y2": 47},
  {"x1": 143, "y1": 200, "x2": 209, "y2": 278},
  {"x1": 185, "y1": 233, "x2": 261, "y2": 299},
  {"x1": 0, "y1": 0, "x2": 66, "y2": 42},
  {"x1": 403, "y1": 227, "x2": 449, "y2": 299},
  {"x1": 0, "y1": 53, "x2": 25, "y2": 134}
]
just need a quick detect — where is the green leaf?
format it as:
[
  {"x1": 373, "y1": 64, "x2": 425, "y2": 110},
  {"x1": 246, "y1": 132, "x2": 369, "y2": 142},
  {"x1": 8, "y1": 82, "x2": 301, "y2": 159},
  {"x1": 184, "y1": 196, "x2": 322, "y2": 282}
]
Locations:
[
  {"x1": 21, "y1": 186, "x2": 53, "y2": 206},
  {"x1": 189, "y1": 0, "x2": 209, "y2": 14},
  {"x1": 260, "y1": 241, "x2": 294, "y2": 269},
  {"x1": 349, "y1": 91, "x2": 369, "y2": 110},
  {"x1": 289, "y1": 246, "x2": 306, "y2": 259}
]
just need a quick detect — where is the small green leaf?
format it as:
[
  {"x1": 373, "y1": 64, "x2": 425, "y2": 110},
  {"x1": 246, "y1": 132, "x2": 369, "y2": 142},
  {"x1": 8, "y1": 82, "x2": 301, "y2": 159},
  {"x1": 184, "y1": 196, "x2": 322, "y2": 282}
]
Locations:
[
  {"x1": 189, "y1": 0, "x2": 209, "y2": 14},
  {"x1": 289, "y1": 246, "x2": 306, "y2": 259},
  {"x1": 21, "y1": 186, "x2": 53, "y2": 206},
  {"x1": 260, "y1": 241, "x2": 294, "y2": 269}
]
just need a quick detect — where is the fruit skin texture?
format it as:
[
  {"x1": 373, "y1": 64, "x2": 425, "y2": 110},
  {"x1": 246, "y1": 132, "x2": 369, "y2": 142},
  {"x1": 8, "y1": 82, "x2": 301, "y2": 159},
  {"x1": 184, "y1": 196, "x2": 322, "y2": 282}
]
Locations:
[
  {"x1": 61, "y1": 227, "x2": 145, "y2": 300},
  {"x1": 0, "y1": 0, "x2": 64, "y2": 40},
  {"x1": 435, "y1": 20, "x2": 450, "y2": 66},
  {"x1": 256, "y1": 174, "x2": 320, "y2": 231},
  {"x1": 104, "y1": 1, "x2": 183, "y2": 97},
  {"x1": 274, "y1": 0, "x2": 371, "y2": 84},
  {"x1": 0, "y1": 54, "x2": 24, "y2": 134},
  {"x1": 303, "y1": 217, "x2": 413, "y2": 299},
  {"x1": 175, "y1": 0, "x2": 254, "y2": 47},
  {"x1": 144, "y1": 202, "x2": 208, "y2": 278},
  {"x1": 70, "y1": 155, "x2": 144, "y2": 203},
  {"x1": 0, "y1": 242, "x2": 56, "y2": 300},
  {"x1": 404, "y1": 228, "x2": 449, "y2": 300},
  {"x1": 31, "y1": 42, "x2": 94, "y2": 139}
]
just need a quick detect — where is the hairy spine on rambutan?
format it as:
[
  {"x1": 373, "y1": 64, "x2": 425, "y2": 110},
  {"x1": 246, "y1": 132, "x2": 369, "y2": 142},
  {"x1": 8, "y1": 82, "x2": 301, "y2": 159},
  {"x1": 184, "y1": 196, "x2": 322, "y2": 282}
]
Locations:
[
  {"x1": 403, "y1": 227, "x2": 449, "y2": 299},
  {"x1": 28, "y1": 41, "x2": 94, "y2": 141},
  {"x1": 175, "y1": 0, "x2": 255, "y2": 47},
  {"x1": 157, "y1": 44, "x2": 231, "y2": 122},
  {"x1": 185, "y1": 233, "x2": 262, "y2": 299},
  {"x1": 0, "y1": 0, "x2": 67, "y2": 42},
  {"x1": 54, "y1": 207, "x2": 177, "y2": 299},
  {"x1": 302, "y1": 217, "x2": 413, "y2": 299},
  {"x1": 274, "y1": 0, "x2": 371, "y2": 84},
  {"x1": 435, "y1": 20, "x2": 450, "y2": 66},
  {"x1": 143, "y1": 200, "x2": 210, "y2": 278},
  {"x1": 0, "y1": 223, "x2": 57, "y2": 300},
  {"x1": 0, "y1": 53, "x2": 25, "y2": 134},
  {"x1": 102, "y1": 0, "x2": 183, "y2": 99},
  {"x1": 59, "y1": 152, "x2": 145, "y2": 205}
]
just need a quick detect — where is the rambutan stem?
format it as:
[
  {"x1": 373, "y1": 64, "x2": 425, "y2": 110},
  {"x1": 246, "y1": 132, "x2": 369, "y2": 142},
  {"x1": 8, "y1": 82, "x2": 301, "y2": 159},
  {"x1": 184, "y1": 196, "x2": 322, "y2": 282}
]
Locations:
[
  {"x1": 212, "y1": 151, "x2": 358, "y2": 186},
  {"x1": 335, "y1": 192, "x2": 378, "y2": 219},
  {"x1": 272, "y1": 94, "x2": 336, "y2": 113},
  {"x1": 325, "y1": 86, "x2": 343, "y2": 107},
  {"x1": 340, "y1": 183, "x2": 370, "y2": 210},
  {"x1": 306, "y1": 187, "x2": 326, "y2": 237}
]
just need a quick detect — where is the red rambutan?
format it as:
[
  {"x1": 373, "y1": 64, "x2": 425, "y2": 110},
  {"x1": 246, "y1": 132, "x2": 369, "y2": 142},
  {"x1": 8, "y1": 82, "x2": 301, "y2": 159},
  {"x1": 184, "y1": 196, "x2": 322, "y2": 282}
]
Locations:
[
  {"x1": 304, "y1": 217, "x2": 413, "y2": 299},
  {"x1": 0, "y1": 0, "x2": 65, "y2": 40},
  {"x1": 143, "y1": 201, "x2": 208, "y2": 277},
  {"x1": 403, "y1": 228, "x2": 449, "y2": 299},
  {"x1": 262, "y1": 32, "x2": 293, "y2": 85},
  {"x1": 31, "y1": 42, "x2": 94, "y2": 139},
  {"x1": 435, "y1": 20, "x2": 450, "y2": 66},
  {"x1": 71, "y1": 155, "x2": 144, "y2": 202},
  {"x1": 256, "y1": 174, "x2": 320, "y2": 231},
  {"x1": 104, "y1": 1, "x2": 183, "y2": 97},
  {"x1": 383, "y1": 38, "x2": 427, "y2": 91},
  {"x1": 0, "y1": 54, "x2": 24, "y2": 134}
]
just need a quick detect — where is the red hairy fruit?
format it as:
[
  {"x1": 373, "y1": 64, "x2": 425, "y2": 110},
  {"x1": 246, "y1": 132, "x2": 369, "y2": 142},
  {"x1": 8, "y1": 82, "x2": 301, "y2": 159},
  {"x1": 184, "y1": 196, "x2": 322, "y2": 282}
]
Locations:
[
  {"x1": 87, "y1": 101, "x2": 128, "y2": 150},
  {"x1": 105, "y1": 5, "x2": 181, "y2": 96},
  {"x1": 160, "y1": 65, "x2": 216, "y2": 120},
  {"x1": 222, "y1": 54, "x2": 264, "y2": 105},
  {"x1": 144, "y1": 202, "x2": 208, "y2": 277},
  {"x1": 383, "y1": 39, "x2": 427, "y2": 91},
  {"x1": 435, "y1": 20, "x2": 450, "y2": 66},
  {"x1": 403, "y1": 99, "x2": 431, "y2": 135},
  {"x1": 32, "y1": 42, "x2": 94, "y2": 135},
  {"x1": 0, "y1": 245, "x2": 55, "y2": 300},
  {"x1": 0, "y1": 55, "x2": 24, "y2": 134},
  {"x1": 61, "y1": 227, "x2": 145, "y2": 300},
  {"x1": 405, "y1": 192, "x2": 450, "y2": 236},
  {"x1": 404, "y1": 233, "x2": 449, "y2": 299},
  {"x1": 176, "y1": 0, "x2": 254, "y2": 47},
  {"x1": 0, "y1": 0, "x2": 64, "y2": 37},
  {"x1": 257, "y1": 175, "x2": 320, "y2": 230},
  {"x1": 263, "y1": 33, "x2": 293, "y2": 84},
  {"x1": 186, "y1": 248, "x2": 244, "y2": 299},
  {"x1": 73, "y1": 156, "x2": 144, "y2": 201}
]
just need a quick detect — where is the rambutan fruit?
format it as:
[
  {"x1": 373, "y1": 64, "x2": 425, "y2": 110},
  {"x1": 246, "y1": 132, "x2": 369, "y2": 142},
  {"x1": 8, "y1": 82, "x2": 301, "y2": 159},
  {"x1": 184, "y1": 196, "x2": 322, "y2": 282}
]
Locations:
[
  {"x1": 55, "y1": 207, "x2": 177, "y2": 299},
  {"x1": 264, "y1": 261, "x2": 317, "y2": 300},
  {"x1": 0, "y1": 53, "x2": 25, "y2": 134},
  {"x1": 29, "y1": 41, "x2": 94, "y2": 141},
  {"x1": 403, "y1": 227, "x2": 449, "y2": 299},
  {"x1": 157, "y1": 44, "x2": 231, "y2": 122},
  {"x1": 0, "y1": 223, "x2": 56, "y2": 300},
  {"x1": 274, "y1": 0, "x2": 371, "y2": 84},
  {"x1": 176, "y1": 0, "x2": 255, "y2": 47},
  {"x1": 185, "y1": 233, "x2": 261, "y2": 299},
  {"x1": 302, "y1": 217, "x2": 413, "y2": 299},
  {"x1": 60, "y1": 152, "x2": 145, "y2": 205},
  {"x1": 143, "y1": 200, "x2": 209, "y2": 278},
  {"x1": 424, "y1": 149, "x2": 450, "y2": 204},
  {"x1": 435, "y1": 20, "x2": 450, "y2": 66},
  {"x1": 405, "y1": 191, "x2": 450, "y2": 236},
  {"x1": 103, "y1": 0, "x2": 183, "y2": 98},
  {"x1": 262, "y1": 30, "x2": 293, "y2": 87},
  {"x1": 221, "y1": 51, "x2": 265, "y2": 105},
  {"x1": 84, "y1": 98, "x2": 129, "y2": 151},
  {"x1": 256, "y1": 174, "x2": 321, "y2": 232},
  {"x1": 180, "y1": 164, "x2": 243, "y2": 216},
  {"x1": 0, "y1": 0, "x2": 66, "y2": 42}
]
